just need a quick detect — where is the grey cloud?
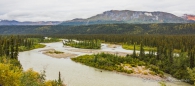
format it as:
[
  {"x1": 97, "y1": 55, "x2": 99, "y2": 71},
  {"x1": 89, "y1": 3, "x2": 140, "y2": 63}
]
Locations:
[{"x1": 0, "y1": 0, "x2": 194, "y2": 21}]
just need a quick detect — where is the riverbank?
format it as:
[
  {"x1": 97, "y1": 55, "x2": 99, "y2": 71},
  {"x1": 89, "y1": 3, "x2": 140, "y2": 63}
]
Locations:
[
  {"x1": 107, "y1": 44, "x2": 120, "y2": 48},
  {"x1": 65, "y1": 48, "x2": 130, "y2": 57},
  {"x1": 71, "y1": 53, "x2": 167, "y2": 82},
  {"x1": 115, "y1": 65, "x2": 166, "y2": 82},
  {"x1": 19, "y1": 43, "x2": 46, "y2": 51}
]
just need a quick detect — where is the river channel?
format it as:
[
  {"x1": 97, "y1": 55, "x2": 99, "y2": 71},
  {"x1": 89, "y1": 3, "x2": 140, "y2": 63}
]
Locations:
[{"x1": 18, "y1": 42, "x2": 192, "y2": 86}]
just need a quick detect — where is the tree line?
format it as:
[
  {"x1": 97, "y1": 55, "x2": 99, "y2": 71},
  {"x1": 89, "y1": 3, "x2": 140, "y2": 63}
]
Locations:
[
  {"x1": 1, "y1": 23, "x2": 195, "y2": 35},
  {"x1": 0, "y1": 36, "x2": 34, "y2": 59},
  {"x1": 63, "y1": 39, "x2": 101, "y2": 49}
]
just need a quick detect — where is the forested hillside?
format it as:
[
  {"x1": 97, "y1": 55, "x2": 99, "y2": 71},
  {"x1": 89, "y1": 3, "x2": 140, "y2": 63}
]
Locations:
[{"x1": 0, "y1": 23, "x2": 195, "y2": 35}]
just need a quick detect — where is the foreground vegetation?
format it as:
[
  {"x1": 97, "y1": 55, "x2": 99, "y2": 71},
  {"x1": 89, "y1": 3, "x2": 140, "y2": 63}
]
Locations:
[
  {"x1": 0, "y1": 57, "x2": 64, "y2": 86},
  {"x1": 0, "y1": 36, "x2": 64, "y2": 86},
  {"x1": 63, "y1": 39, "x2": 101, "y2": 49}
]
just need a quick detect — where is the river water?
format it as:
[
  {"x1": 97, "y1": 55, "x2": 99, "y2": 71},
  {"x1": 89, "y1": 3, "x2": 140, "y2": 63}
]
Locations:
[{"x1": 18, "y1": 42, "x2": 192, "y2": 86}]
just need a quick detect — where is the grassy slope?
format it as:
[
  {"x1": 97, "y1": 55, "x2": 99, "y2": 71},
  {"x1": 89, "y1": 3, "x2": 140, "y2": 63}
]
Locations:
[{"x1": 122, "y1": 44, "x2": 181, "y2": 53}]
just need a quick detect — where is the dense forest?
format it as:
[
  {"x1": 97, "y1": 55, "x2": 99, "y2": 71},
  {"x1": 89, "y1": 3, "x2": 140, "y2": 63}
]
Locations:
[
  {"x1": 0, "y1": 23, "x2": 195, "y2": 35},
  {"x1": 0, "y1": 35, "x2": 64, "y2": 86}
]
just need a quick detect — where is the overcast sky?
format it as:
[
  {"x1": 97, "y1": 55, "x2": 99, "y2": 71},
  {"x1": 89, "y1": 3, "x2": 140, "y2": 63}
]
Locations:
[{"x1": 0, "y1": 0, "x2": 194, "y2": 21}]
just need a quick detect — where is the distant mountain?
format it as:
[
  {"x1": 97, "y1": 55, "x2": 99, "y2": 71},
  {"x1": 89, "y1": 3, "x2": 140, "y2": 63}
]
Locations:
[
  {"x1": 182, "y1": 14, "x2": 195, "y2": 22},
  {"x1": 1, "y1": 10, "x2": 194, "y2": 26},
  {"x1": 0, "y1": 20, "x2": 62, "y2": 25},
  {"x1": 61, "y1": 10, "x2": 194, "y2": 25}
]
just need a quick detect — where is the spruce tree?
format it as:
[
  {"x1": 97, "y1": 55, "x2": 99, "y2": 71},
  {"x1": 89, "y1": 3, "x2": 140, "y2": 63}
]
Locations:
[
  {"x1": 169, "y1": 47, "x2": 173, "y2": 64},
  {"x1": 5, "y1": 40, "x2": 10, "y2": 56},
  {"x1": 58, "y1": 71, "x2": 62, "y2": 85},
  {"x1": 14, "y1": 42, "x2": 19, "y2": 60},
  {"x1": 133, "y1": 43, "x2": 136, "y2": 57},
  {"x1": 10, "y1": 36, "x2": 14, "y2": 59},
  {"x1": 139, "y1": 42, "x2": 145, "y2": 59},
  {"x1": 190, "y1": 49, "x2": 194, "y2": 68},
  {"x1": 0, "y1": 41, "x2": 2, "y2": 57}
]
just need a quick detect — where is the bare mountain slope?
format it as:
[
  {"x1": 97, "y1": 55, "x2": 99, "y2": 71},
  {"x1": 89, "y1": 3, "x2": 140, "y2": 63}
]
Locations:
[{"x1": 61, "y1": 10, "x2": 190, "y2": 25}]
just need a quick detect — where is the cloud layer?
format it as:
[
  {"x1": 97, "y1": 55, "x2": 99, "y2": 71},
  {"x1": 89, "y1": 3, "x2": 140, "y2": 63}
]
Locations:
[{"x1": 0, "y1": 0, "x2": 194, "y2": 21}]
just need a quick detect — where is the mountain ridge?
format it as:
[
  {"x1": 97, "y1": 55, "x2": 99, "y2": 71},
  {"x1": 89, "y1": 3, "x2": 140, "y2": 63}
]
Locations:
[
  {"x1": 183, "y1": 14, "x2": 195, "y2": 21},
  {"x1": 0, "y1": 20, "x2": 62, "y2": 25},
  {"x1": 61, "y1": 10, "x2": 194, "y2": 25},
  {"x1": 0, "y1": 10, "x2": 195, "y2": 25}
]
